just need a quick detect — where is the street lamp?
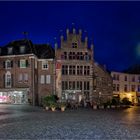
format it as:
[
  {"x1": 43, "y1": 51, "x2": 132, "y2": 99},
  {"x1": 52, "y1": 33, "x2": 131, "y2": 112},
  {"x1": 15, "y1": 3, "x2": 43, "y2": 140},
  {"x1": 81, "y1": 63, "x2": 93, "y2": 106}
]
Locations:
[{"x1": 99, "y1": 92, "x2": 102, "y2": 105}]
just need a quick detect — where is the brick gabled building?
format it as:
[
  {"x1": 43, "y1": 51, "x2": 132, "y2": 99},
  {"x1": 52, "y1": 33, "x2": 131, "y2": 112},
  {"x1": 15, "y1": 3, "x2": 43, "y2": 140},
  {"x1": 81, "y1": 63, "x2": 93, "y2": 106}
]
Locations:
[
  {"x1": 0, "y1": 39, "x2": 54, "y2": 105},
  {"x1": 55, "y1": 28, "x2": 94, "y2": 103}
]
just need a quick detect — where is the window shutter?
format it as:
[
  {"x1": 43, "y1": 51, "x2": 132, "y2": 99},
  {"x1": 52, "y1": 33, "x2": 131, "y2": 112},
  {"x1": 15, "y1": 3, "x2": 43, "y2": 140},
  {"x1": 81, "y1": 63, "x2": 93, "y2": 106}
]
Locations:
[
  {"x1": 3, "y1": 74, "x2": 5, "y2": 87},
  {"x1": 18, "y1": 60, "x2": 20, "y2": 67},
  {"x1": 11, "y1": 74, "x2": 13, "y2": 87},
  {"x1": 3, "y1": 61, "x2": 5, "y2": 68},
  {"x1": 26, "y1": 60, "x2": 28, "y2": 67},
  {"x1": 11, "y1": 61, "x2": 13, "y2": 67}
]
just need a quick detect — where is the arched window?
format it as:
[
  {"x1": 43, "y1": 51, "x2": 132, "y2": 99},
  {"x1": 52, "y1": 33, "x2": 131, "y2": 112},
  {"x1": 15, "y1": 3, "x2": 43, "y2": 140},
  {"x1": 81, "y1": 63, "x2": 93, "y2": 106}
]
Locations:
[
  {"x1": 5, "y1": 60, "x2": 12, "y2": 69},
  {"x1": 5, "y1": 71, "x2": 12, "y2": 88}
]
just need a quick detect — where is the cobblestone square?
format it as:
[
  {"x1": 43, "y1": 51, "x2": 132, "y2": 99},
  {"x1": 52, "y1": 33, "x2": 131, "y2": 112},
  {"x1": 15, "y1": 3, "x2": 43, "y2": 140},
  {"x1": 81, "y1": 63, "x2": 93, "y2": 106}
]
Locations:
[{"x1": 0, "y1": 104, "x2": 140, "y2": 139}]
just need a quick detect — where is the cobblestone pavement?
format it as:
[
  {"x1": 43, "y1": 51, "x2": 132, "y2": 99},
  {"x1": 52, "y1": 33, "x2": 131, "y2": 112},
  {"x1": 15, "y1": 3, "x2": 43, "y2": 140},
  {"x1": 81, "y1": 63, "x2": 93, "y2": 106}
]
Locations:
[{"x1": 0, "y1": 104, "x2": 140, "y2": 139}]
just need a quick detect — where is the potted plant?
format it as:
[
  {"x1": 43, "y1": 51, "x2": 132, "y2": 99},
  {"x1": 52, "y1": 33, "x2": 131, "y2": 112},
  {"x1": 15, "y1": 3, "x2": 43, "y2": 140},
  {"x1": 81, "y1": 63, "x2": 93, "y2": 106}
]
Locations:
[
  {"x1": 50, "y1": 102, "x2": 57, "y2": 111},
  {"x1": 43, "y1": 96, "x2": 51, "y2": 110},
  {"x1": 59, "y1": 102, "x2": 66, "y2": 112}
]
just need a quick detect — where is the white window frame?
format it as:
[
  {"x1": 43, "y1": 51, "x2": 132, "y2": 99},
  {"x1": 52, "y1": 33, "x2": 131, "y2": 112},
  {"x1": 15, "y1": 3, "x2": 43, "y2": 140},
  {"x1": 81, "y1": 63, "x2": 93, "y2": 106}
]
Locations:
[
  {"x1": 5, "y1": 60, "x2": 11, "y2": 69},
  {"x1": 5, "y1": 71, "x2": 12, "y2": 88},
  {"x1": 20, "y1": 59, "x2": 26, "y2": 68},
  {"x1": 42, "y1": 61, "x2": 48, "y2": 70},
  {"x1": 40, "y1": 75, "x2": 45, "y2": 84},
  {"x1": 46, "y1": 75, "x2": 51, "y2": 84}
]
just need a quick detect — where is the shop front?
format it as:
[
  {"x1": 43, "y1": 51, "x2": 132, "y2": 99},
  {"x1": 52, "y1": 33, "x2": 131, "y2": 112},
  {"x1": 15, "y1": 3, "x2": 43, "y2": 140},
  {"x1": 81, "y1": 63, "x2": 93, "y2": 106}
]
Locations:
[{"x1": 0, "y1": 88, "x2": 29, "y2": 104}]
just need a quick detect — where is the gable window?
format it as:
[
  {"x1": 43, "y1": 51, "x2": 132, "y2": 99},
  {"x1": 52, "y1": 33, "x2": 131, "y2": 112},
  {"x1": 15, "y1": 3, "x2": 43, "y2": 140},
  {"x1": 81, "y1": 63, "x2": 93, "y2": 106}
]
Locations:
[
  {"x1": 42, "y1": 61, "x2": 48, "y2": 70},
  {"x1": 8, "y1": 47, "x2": 13, "y2": 55},
  {"x1": 72, "y1": 42, "x2": 78, "y2": 48},
  {"x1": 20, "y1": 46, "x2": 25, "y2": 54},
  {"x1": 5, "y1": 71, "x2": 12, "y2": 88}
]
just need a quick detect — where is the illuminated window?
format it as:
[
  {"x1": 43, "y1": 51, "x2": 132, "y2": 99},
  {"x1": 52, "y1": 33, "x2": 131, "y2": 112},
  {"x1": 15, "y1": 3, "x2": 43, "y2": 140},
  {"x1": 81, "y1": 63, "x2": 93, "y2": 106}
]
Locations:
[
  {"x1": 20, "y1": 59, "x2": 27, "y2": 68},
  {"x1": 42, "y1": 61, "x2": 48, "y2": 70}
]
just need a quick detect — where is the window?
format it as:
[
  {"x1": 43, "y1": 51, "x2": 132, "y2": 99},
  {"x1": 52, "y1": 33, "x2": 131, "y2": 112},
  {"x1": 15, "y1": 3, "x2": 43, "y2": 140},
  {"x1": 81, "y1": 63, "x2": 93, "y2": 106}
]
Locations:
[
  {"x1": 124, "y1": 76, "x2": 127, "y2": 81},
  {"x1": 46, "y1": 75, "x2": 51, "y2": 84},
  {"x1": 42, "y1": 61, "x2": 48, "y2": 69},
  {"x1": 62, "y1": 81, "x2": 68, "y2": 90},
  {"x1": 80, "y1": 52, "x2": 83, "y2": 60},
  {"x1": 62, "y1": 65, "x2": 68, "y2": 75},
  {"x1": 138, "y1": 85, "x2": 140, "y2": 92},
  {"x1": 80, "y1": 81, "x2": 82, "y2": 90},
  {"x1": 8, "y1": 47, "x2": 13, "y2": 55},
  {"x1": 20, "y1": 46, "x2": 25, "y2": 54},
  {"x1": 72, "y1": 42, "x2": 78, "y2": 48},
  {"x1": 132, "y1": 76, "x2": 135, "y2": 82},
  {"x1": 117, "y1": 75, "x2": 119, "y2": 80},
  {"x1": 113, "y1": 74, "x2": 116, "y2": 80},
  {"x1": 77, "y1": 81, "x2": 80, "y2": 90},
  {"x1": 138, "y1": 77, "x2": 140, "y2": 83},
  {"x1": 72, "y1": 66, "x2": 75, "y2": 75},
  {"x1": 113, "y1": 84, "x2": 116, "y2": 91},
  {"x1": 69, "y1": 81, "x2": 72, "y2": 89},
  {"x1": 124, "y1": 85, "x2": 127, "y2": 92},
  {"x1": 72, "y1": 81, "x2": 75, "y2": 89},
  {"x1": 20, "y1": 60, "x2": 27, "y2": 68},
  {"x1": 131, "y1": 85, "x2": 135, "y2": 92},
  {"x1": 117, "y1": 84, "x2": 119, "y2": 91},
  {"x1": 18, "y1": 73, "x2": 23, "y2": 82},
  {"x1": 5, "y1": 60, "x2": 13, "y2": 69},
  {"x1": 69, "y1": 65, "x2": 72, "y2": 75},
  {"x1": 64, "y1": 52, "x2": 67, "y2": 60},
  {"x1": 77, "y1": 66, "x2": 80, "y2": 75},
  {"x1": 5, "y1": 71, "x2": 12, "y2": 88},
  {"x1": 84, "y1": 66, "x2": 90, "y2": 75},
  {"x1": 24, "y1": 73, "x2": 28, "y2": 82},
  {"x1": 40, "y1": 75, "x2": 45, "y2": 84},
  {"x1": 84, "y1": 81, "x2": 90, "y2": 90},
  {"x1": 77, "y1": 52, "x2": 80, "y2": 60},
  {"x1": 80, "y1": 66, "x2": 83, "y2": 75},
  {"x1": 69, "y1": 52, "x2": 72, "y2": 60}
]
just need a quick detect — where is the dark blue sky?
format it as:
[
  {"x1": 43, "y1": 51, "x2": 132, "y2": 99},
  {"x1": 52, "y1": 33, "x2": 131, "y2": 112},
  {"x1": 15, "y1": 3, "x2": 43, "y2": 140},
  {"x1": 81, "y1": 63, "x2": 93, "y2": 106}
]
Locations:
[{"x1": 0, "y1": 1, "x2": 140, "y2": 71}]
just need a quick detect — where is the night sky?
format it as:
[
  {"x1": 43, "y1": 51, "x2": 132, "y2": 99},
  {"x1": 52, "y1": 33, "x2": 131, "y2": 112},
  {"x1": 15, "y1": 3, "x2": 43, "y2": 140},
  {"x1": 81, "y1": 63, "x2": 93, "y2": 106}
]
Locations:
[{"x1": 0, "y1": 1, "x2": 140, "y2": 72}]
